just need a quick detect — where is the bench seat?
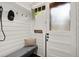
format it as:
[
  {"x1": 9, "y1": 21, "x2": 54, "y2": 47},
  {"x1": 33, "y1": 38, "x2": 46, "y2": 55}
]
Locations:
[{"x1": 6, "y1": 46, "x2": 38, "y2": 57}]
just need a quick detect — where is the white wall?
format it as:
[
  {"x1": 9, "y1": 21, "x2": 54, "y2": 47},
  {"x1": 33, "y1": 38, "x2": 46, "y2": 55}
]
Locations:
[
  {"x1": 32, "y1": 3, "x2": 48, "y2": 57},
  {"x1": 0, "y1": 2, "x2": 33, "y2": 57},
  {"x1": 77, "y1": 3, "x2": 79, "y2": 57}
]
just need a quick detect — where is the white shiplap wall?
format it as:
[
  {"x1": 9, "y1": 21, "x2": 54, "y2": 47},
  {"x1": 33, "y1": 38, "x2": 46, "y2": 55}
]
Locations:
[
  {"x1": 77, "y1": 3, "x2": 79, "y2": 57},
  {"x1": 32, "y1": 3, "x2": 48, "y2": 57},
  {"x1": 0, "y1": 2, "x2": 33, "y2": 57}
]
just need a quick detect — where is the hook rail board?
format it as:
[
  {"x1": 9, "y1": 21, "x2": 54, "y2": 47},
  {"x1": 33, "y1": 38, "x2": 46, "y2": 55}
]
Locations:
[{"x1": 34, "y1": 30, "x2": 43, "y2": 33}]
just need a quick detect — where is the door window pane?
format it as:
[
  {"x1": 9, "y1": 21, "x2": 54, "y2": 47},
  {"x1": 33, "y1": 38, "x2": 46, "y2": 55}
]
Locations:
[{"x1": 50, "y1": 2, "x2": 71, "y2": 32}]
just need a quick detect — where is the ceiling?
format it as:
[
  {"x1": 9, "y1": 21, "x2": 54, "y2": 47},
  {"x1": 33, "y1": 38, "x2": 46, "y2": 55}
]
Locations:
[{"x1": 15, "y1": 2, "x2": 42, "y2": 10}]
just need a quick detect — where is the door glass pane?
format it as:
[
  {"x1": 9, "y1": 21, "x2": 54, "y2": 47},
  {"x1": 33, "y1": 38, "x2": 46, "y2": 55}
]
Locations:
[{"x1": 50, "y1": 2, "x2": 71, "y2": 32}]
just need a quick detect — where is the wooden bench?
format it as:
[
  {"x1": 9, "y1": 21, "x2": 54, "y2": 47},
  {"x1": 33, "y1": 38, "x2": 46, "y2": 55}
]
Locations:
[{"x1": 6, "y1": 46, "x2": 38, "y2": 57}]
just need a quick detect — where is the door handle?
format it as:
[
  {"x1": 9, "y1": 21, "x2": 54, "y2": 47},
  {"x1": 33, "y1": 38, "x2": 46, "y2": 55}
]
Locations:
[{"x1": 45, "y1": 33, "x2": 49, "y2": 42}]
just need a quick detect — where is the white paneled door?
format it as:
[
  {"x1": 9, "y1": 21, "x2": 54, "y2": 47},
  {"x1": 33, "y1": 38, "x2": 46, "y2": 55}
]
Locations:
[{"x1": 47, "y1": 3, "x2": 77, "y2": 57}]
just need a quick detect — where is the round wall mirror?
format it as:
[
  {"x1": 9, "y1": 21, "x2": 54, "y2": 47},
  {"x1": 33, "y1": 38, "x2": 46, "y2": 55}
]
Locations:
[{"x1": 8, "y1": 10, "x2": 15, "y2": 21}]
